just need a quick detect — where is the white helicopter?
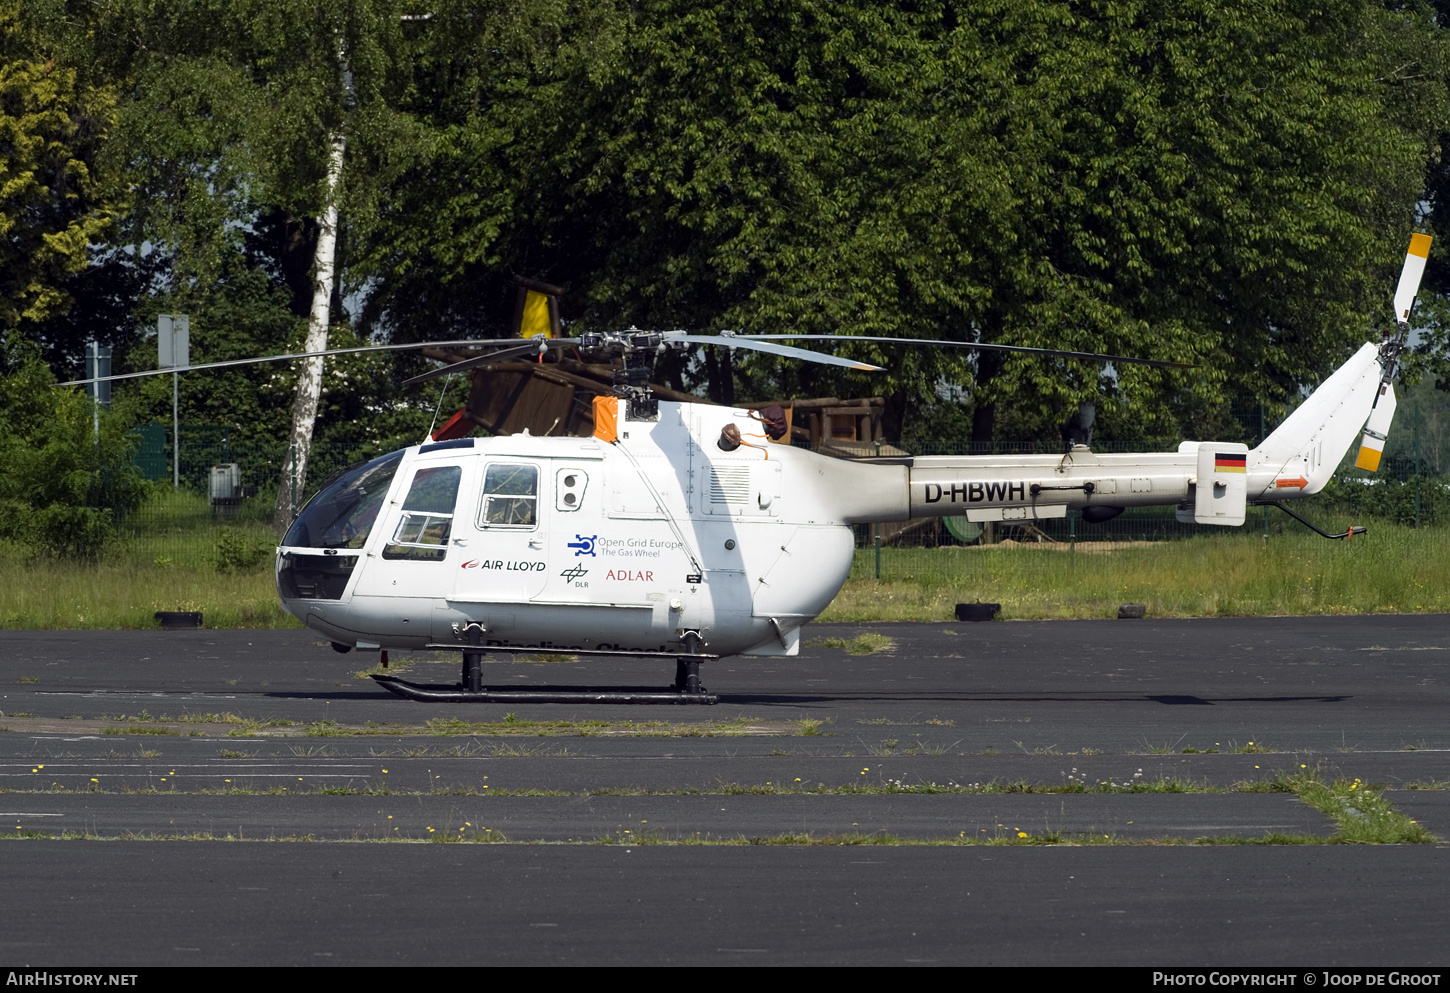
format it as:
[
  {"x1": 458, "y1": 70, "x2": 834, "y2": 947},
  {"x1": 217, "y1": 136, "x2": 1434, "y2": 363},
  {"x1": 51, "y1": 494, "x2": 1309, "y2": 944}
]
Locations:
[{"x1": 67, "y1": 236, "x2": 1430, "y2": 703}]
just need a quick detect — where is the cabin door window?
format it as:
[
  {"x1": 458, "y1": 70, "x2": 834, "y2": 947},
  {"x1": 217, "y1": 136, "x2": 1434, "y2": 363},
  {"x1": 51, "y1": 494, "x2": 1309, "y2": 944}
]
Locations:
[
  {"x1": 384, "y1": 465, "x2": 462, "y2": 561},
  {"x1": 479, "y1": 464, "x2": 539, "y2": 528}
]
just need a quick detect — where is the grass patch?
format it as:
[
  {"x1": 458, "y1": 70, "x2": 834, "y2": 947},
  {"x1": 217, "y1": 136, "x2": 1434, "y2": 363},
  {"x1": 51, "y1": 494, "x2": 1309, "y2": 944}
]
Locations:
[
  {"x1": 225, "y1": 718, "x2": 301, "y2": 736},
  {"x1": 0, "y1": 529, "x2": 296, "y2": 630},
  {"x1": 7, "y1": 499, "x2": 1450, "y2": 629},
  {"x1": 1292, "y1": 775, "x2": 1436, "y2": 843},
  {"x1": 1191, "y1": 833, "x2": 1325, "y2": 845},
  {"x1": 93, "y1": 710, "x2": 300, "y2": 738},
  {"x1": 8, "y1": 509, "x2": 1450, "y2": 628},
  {"x1": 0, "y1": 827, "x2": 1402, "y2": 847},
  {"x1": 172, "y1": 712, "x2": 252, "y2": 724},
  {"x1": 0, "y1": 769, "x2": 1437, "y2": 845},
  {"x1": 804, "y1": 633, "x2": 895, "y2": 655},
  {"x1": 1, "y1": 712, "x2": 807, "y2": 739},
  {"x1": 818, "y1": 522, "x2": 1450, "y2": 622}
]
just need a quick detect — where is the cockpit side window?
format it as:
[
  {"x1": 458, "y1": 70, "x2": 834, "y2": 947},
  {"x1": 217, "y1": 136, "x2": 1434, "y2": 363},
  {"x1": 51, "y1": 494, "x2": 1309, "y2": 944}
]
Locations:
[
  {"x1": 282, "y1": 451, "x2": 403, "y2": 549},
  {"x1": 383, "y1": 465, "x2": 462, "y2": 561},
  {"x1": 478, "y1": 463, "x2": 538, "y2": 528}
]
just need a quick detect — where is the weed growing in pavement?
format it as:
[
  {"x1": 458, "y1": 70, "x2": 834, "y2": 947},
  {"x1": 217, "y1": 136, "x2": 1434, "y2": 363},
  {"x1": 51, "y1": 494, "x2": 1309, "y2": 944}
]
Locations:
[
  {"x1": 804, "y1": 633, "x2": 896, "y2": 655},
  {"x1": 1291, "y1": 772, "x2": 1436, "y2": 843}
]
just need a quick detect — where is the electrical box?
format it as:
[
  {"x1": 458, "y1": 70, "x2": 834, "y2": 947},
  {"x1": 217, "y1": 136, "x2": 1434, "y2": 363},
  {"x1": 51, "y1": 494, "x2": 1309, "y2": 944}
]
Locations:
[{"x1": 210, "y1": 463, "x2": 241, "y2": 516}]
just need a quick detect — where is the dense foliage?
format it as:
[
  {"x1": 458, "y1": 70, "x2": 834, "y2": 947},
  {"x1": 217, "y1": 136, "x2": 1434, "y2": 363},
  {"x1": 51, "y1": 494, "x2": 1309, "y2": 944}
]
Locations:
[
  {"x1": 3, "y1": 0, "x2": 1450, "y2": 549},
  {"x1": 0, "y1": 336, "x2": 148, "y2": 557}
]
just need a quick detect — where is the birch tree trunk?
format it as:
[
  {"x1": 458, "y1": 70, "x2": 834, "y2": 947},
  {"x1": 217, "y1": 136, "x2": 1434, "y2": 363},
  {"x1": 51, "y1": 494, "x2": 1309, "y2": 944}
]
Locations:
[{"x1": 273, "y1": 129, "x2": 345, "y2": 530}]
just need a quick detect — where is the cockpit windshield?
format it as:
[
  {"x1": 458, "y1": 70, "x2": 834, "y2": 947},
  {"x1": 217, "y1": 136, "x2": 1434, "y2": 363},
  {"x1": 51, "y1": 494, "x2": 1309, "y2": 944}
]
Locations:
[{"x1": 282, "y1": 451, "x2": 404, "y2": 549}]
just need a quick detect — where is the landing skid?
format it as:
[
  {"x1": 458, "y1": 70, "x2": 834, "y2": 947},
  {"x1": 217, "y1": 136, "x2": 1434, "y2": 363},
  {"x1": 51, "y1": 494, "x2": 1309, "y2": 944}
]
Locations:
[
  {"x1": 370, "y1": 674, "x2": 718, "y2": 705},
  {"x1": 370, "y1": 630, "x2": 718, "y2": 704}
]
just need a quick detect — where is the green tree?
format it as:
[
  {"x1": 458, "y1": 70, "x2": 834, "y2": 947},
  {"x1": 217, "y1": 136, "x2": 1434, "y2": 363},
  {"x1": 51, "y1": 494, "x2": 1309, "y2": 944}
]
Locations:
[
  {"x1": 19, "y1": 0, "x2": 1450, "y2": 475},
  {"x1": 0, "y1": 5, "x2": 117, "y2": 330},
  {"x1": 24, "y1": 1, "x2": 432, "y2": 518},
  {"x1": 385, "y1": 1, "x2": 1448, "y2": 447}
]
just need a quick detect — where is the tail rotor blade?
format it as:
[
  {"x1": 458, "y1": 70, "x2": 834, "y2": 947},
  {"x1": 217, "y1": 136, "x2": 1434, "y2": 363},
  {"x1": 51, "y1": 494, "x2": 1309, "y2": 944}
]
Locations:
[
  {"x1": 1393, "y1": 233, "x2": 1432, "y2": 323},
  {"x1": 1354, "y1": 382, "x2": 1397, "y2": 473},
  {"x1": 1357, "y1": 232, "x2": 1431, "y2": 470}
]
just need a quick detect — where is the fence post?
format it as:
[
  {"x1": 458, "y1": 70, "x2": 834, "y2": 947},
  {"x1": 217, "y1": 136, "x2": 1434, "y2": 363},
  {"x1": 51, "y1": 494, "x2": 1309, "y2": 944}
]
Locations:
[
  {"x1": 872, "y1": 439, "x2": 882, "y2": 580},
  {"x1": 1414, "y1": 420, "x2": 1422, "y2": 529}
]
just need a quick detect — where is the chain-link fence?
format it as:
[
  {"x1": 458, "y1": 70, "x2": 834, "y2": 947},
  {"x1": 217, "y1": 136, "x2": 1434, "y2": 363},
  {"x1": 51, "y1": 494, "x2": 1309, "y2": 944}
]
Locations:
[
  {"x1": 90, "y1": 422, "x2": 1450, "y2": 573},
  {"x1": 118, "y1": 425, "x2": 385, "y2": 567}
]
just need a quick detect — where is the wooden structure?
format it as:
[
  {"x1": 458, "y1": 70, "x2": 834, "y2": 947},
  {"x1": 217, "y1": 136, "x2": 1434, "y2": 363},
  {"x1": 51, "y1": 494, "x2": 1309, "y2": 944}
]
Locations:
[{"x1": 423, "y1": 348, "x2": 899, "y2": 453}]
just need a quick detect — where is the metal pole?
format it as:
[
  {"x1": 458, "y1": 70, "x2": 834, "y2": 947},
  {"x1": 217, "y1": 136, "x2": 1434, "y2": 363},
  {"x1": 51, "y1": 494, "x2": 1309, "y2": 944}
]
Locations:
[
  {"x1": 290, "y1": 443, "x2": 298, "y2": 520},
  {"x1": 172, "y1": 370, "x2": 179, "y2": 489},
  {"x1": 88, "y1": 341, "x2": 99, "y2": 443},
  {"x1": 1260, "y1": 404, "x2": 1269, "y2": 537}
]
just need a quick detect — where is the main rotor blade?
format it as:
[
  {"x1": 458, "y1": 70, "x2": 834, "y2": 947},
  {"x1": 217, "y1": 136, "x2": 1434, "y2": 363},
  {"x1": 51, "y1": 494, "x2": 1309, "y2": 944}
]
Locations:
[
  {"x1": 58, "y1": 338, "x2": 564, "y2": 388},
  {"x1": 665, "y1": 333, "x2": 886, "y2": 372},
  {"x1": 401, "y1": 338, "x2": 582, "y2": 387},
  {"x1": 1394, "y1": 233, "x2": 1432, "y2": 323},
  {"x1": 734, "y1": 335, "x2": 1196, "y2": 369}
]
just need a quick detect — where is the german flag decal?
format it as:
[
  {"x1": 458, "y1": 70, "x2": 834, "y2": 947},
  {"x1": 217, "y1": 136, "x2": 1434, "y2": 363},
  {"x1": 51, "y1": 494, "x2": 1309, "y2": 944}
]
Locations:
[{"x1": 1214, "y1": 453, "x2": 1247, "y2": 473}]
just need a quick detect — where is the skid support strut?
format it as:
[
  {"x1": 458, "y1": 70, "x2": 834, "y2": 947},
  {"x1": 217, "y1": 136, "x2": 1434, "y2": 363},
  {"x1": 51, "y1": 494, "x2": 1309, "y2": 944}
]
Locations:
[
  {"x1": 675, "y1": 631, "x2": 706, "y2": 695},
  {"x1": 460, "y1": 622, "x2": 485, "y2": 692}
]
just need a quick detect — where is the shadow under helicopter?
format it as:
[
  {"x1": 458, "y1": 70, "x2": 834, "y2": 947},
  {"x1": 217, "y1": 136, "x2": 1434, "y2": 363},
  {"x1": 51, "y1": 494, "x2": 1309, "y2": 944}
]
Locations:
[{"x1": 344, "y1": 686, "x2": 1353, "y2": 707}]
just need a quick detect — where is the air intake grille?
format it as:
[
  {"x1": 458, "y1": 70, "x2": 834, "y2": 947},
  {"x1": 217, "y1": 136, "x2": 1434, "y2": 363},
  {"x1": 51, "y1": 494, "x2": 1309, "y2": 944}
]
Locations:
[{"x1": 708, "y1": 465, "x2": 751, "y2": 505}]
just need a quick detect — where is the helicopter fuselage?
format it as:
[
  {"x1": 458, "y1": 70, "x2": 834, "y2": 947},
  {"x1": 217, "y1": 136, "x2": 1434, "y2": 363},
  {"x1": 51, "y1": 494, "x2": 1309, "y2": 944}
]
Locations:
[{"x1": 278, "y1": 400, "x2": 898, "y2": 658}]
